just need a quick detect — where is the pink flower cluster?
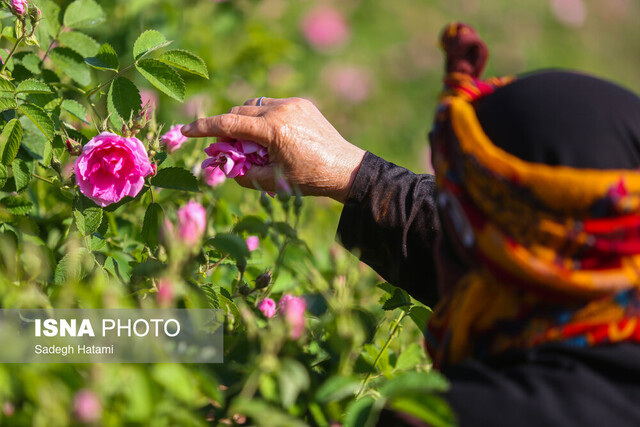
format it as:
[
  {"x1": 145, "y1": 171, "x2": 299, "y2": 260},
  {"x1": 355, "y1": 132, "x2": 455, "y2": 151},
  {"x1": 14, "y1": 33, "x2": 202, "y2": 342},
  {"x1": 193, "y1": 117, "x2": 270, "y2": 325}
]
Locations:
[
  {"x1": 74, "y1": 132, "x2": 153, "y2": 207},
  {"x1": 259, "y1": 294, "x2": 307, "y2": 339},
  {"x1": 73, "y1": 389, "x2": 101, "y2": 423},
  {"x1": 11, "y1": 0, "x2": 27, "y2": 15},
  {"x1": 202, "y1": 140, "x2": 268, "y2": 178},
  {"x1": 161, "y1": 124, "x2": 189, "y2": 153},
  {"x1": 301, "y1": 6, "x2": 350, "y2": 51}
]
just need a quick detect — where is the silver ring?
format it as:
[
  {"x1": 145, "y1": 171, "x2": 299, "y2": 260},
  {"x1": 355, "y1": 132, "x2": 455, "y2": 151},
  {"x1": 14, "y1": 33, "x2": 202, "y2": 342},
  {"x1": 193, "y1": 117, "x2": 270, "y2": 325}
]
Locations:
[{"x1": 256, "y1": 97, "x2": 265, "y2": 107}]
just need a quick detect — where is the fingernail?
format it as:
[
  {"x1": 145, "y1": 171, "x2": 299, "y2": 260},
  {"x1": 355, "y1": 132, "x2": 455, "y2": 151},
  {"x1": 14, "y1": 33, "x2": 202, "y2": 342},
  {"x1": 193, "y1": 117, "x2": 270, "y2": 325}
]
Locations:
[{"x1": 181, "y1": 123, "x2": 193, "y2": 135}]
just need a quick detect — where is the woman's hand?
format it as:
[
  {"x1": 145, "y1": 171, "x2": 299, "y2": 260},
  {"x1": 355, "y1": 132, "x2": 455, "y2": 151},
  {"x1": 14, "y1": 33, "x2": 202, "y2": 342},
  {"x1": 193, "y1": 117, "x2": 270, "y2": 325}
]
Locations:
[{"x1": 181, "y1": 97, "x2": 366, "y2": 203}]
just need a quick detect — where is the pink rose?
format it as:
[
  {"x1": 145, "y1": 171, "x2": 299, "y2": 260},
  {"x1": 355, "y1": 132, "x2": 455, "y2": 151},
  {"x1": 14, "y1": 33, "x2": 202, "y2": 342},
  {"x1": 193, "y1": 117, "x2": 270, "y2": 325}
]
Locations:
[
  {"x1": 73, "y1": 389, "x2": 101, "y2": 423},
  {"x1": 74, "y1": 132, "x2": 153, "y2": 207},
  {"x1": 11, "y1": 0, "x2": 27, "y2": 15},
  {"x1": 203, "y1": 166, "x2": 226, "y2": 187},
  {"x1": 301, "y1": 7, "x2": 350, "y2": 51},
  {"x1": 259, "y1": 298, "x2": 276, "y2": 318},
  {"x1": 161, "y1": 124, "x2": 189, "y2": 153},
  {"x1": 246, "y1": 236, "x2": 259, "y2": 252},
  {"x1": 177, "y1": 201, "x2": 206, "y2": 245},
  {"x1": 202, "y1": 140, "x2": 268, "y2": 178},
  {"x1": 157, "y1": 279, "x2": 174, "y2": 307},
  {"x1": 278, "y1": 294, "x2": 307, "y2": 339}
]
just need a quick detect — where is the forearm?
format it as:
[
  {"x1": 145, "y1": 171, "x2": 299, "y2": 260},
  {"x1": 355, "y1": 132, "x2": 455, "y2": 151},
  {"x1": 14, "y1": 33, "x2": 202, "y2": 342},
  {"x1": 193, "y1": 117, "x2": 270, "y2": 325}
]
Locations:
[{"x1": 337, "y1": 152, "x2": 440, "y2": 306}]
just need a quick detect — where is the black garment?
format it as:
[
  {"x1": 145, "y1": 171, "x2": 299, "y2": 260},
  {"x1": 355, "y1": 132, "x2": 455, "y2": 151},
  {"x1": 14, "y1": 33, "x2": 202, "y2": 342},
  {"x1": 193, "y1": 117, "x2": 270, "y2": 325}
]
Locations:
[
  {"x1": 474, "y1": 70, "x2": 640, "y2": 169},
  {"x1": 337, "y1": 152, "x2": 640, "y2": 427}
]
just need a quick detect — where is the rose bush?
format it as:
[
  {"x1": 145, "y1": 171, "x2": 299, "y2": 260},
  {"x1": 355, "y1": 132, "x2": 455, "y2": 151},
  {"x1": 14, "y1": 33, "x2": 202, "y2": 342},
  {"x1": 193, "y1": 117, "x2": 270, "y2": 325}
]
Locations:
[{"x1": 0, "y1": 1, "x2": 450, "y2": 426}]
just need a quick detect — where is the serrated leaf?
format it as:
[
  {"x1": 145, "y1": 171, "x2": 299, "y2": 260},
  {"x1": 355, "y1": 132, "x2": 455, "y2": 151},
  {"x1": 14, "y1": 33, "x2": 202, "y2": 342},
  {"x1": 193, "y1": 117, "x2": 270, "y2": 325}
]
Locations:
[
  {"x1": 24, "y1": 34, "x2": 40, "y2": 47},
  {"x1": 131, "y1": 258, "x2": 166, "y2": 277},
  {"x1": 0, "y1": 119, "x2": 22, "y2": 165},
  {"x1": 54, "y1": 247, "x2": 92, "y2": 284},
  {"x1": 408, "y1": 305, "x2": 432, "y2": 334},
  {"x1": 19, "y1": 54, "x2": 41, "y2": 74},
  {"x1": 136, "y1": 59, "x2": 185, "y2": 102},
  {"x1": 201, "y1": 285, "x2": 220, "y2": 309},
  {"x1": 85, "y1": 43, "x2": 118, "y2": 71},
  {"x1": 49, "y1": 47, "x2": 91, "y2": 86},
  {"x1": 11, "y1": 159, "x2": 30, "y2": 193},
  {"x1": 394, "y1": 343, "x2": 425, "y2": 371},
  {"x1": 58, "y1": 31, "x2": 100, "y2": 57},
  {"x1": 0, "y1": 164, "x2": 6, "y2": 188},
  {"x1": 35, "y1": 0, "x2": 61, "y2": 39},
  {"x1": 0, "y1": 98, "x2": 17, "y2": 112},
  {"x1": 382, "y1": 287, "x2": 413, "y2": 311},
  {"x1": 0, "y1": 78, "x2": 15, "y2": 93},
  {"x1": 0, "y1": 196, "x2": 32, "y2": 215},
  {"x1": 133, "y1": 30, "x2": 170, "y2": 60},
  {"x1": 73, "y1": 196, "x2": 103, "y2": 236},
  {"x1": 61, "y1": 99, "x2": 88, "y2": 123},
  {"x1": 141, "y1": 203, "x2": 164, "y2": 249},
  {"x1": 343, "y1": 396, "x2": 376, "y2": 427},
  {"x1": 107, "y1": 77, "x2": 140, "y2": 126},
  {"x1": 63, "y1": 0, "x2": 105, "y2": 29},
  {"x1": 16, "y1": 79, "x2": 53, "y2": 94},
  {"x1": 205, "y1": 233, "x2": 250, "y2": 260},
  {"x1": 158, "y1": 49, "x2": 209, "y2": 79},
  {"x1": 18, "y1": 103, "x2": 54, "y2": 141},
  {"x1": 150, "y1": 167, "x2": 198, "y2": 191}
]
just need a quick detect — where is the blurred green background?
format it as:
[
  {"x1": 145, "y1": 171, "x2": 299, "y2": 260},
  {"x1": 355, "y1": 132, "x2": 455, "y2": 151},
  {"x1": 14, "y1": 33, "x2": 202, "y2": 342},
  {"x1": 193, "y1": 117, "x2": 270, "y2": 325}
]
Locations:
[{"x1": 3, "y1": 0, "x2": 640, "y2": 425}]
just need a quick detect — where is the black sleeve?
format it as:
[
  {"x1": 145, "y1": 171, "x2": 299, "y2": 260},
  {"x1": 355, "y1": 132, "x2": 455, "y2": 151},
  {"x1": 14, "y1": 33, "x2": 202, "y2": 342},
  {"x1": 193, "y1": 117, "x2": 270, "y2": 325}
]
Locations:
[{"x1": 336, "y1": 151, "x2": 440, "y2": 306}]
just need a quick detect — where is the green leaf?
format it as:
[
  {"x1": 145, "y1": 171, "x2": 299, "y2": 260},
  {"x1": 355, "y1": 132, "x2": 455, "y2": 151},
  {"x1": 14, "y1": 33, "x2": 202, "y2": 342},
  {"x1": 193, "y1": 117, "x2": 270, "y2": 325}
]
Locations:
[
  {"x1": 63, "y1": 0, "x2": 105, "y2": 29},
  {"x1": 229, "y1": 398, "x2": 308, "y2": 427},
  {"x1": 18, "y1": 103, "x2": 54, "y2": 141},
  {"x1": 49, "y1": 47, "x2": 92, "y2": 86},
  {"x1": 16, "y1": 79, "x2": 53, "y2": 94},
  {"x1": 131, "y1": 258, "x2": 166, "y2": 277},
  {"x1": 85, "y1": 43, "x2": 118, "y2": 71},
  {"x1": 58, "y1": 31, "x2": 100, "y2": 57},
  {"x1": 107, "y1": 77, "x2": 140, "y2": 125},
  {"x1": 394, "y1": 343, "x2": 425, "y2": 371},
  {"x1": 11, "y1": 159, "x2": 30, "y2": 193},
  {"x1": 150, "y1": 167, "x2": 198, "y2": 191},
  {"x1": 0, "y1": 119, "x2": 22, "y2": 165},
  {"x1": 73, "y1": 196, "x2": 103, "y2": 236},
  {"x1": 0, "y1": 165, "x2": 6, "y2": 188},
  {"x1": 315, "y1": 376, "x2": 360, "y2": 404},
  {"x1": 133, "y1": 30, "x2": 170, "y2": 60},
  {"x1": 205, "y1": 233, "x2": 250, "y2": 260},
  {"x1": 380, "y1": 372, "x2": 449, "y2": 398},
  {"x1": 54, "y1": 247, "x2": 93, "y2": 284},
  {"x1": 201, "y1": 285, "x2": 220, "y2": 309},
  {"x1": 35, "y1": 0, "x2": 61, "y2": 39},
  {"x1": 136, "y1": 59, "x2": 185, "y2": 102},
  {"x1": 61, "y1": 99, "x2": 88, "y2": 123},
  {"x1": 233, "y1": 215, "x2": 269, "y2": 236},
  {"x1": 158, "y1": 49, "x2": 209, "y2": 79},
  {"x1": 408, "y1": 305, "x2": 432, "y2": 334},
  {"x1": 18, "y1": 54, "x2": 41, "y2": 74},
  {"x1": 24, "y1": 34, "x2": 40, "y2": 48},
  {"x1": 0, "y1": 78, "x2": 15, "y2": 93},
  {"x1": 0, "y1": 98, "x2": 17, "y2": 112},
  {"x1": 0, "y1": 196, "x2": 33, "y2": 215},
  {"x1": 388, "y1": 396, "x2": 456, "y2": 427},
  {"x1": 277, "y1": 359, "x2": 309, "y2": 409},
  {"x1": 343, "y1": 396, "x2": 376, "y2": 427},
  {"x1": 381, "y1": 288, "x2": 413, "y2": 311},
  {"x1": 141, "y1": 203, "x2": 164, "y2": 250}
]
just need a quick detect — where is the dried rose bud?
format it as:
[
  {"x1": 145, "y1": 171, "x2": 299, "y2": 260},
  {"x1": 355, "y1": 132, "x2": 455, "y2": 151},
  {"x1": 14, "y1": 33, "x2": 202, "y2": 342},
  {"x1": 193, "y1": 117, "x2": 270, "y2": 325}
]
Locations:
[{"x1": 255, "y1": 272, "x2": 271, "y2": 289}]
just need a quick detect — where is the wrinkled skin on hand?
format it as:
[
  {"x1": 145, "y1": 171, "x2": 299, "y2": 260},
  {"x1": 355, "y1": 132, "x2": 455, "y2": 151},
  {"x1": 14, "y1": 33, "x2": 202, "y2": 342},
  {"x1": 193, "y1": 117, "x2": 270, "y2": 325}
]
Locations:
[{"x1": 181, "y1": 97, "x2": 366, "y2": 203}]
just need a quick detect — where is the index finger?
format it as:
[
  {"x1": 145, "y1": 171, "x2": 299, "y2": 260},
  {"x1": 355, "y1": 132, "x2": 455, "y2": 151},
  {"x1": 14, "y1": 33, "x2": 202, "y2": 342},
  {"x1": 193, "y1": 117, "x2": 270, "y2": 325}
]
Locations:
[{"x1": 181, "y1": 114, "x2": 272, "y2": 144}]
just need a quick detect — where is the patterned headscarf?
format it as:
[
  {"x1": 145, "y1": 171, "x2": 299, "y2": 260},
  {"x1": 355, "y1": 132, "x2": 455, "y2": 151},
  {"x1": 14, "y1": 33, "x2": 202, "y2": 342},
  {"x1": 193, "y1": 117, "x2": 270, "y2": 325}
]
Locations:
[{"x1": 426, "y1": 23, "x2": 640, "y2": 368}]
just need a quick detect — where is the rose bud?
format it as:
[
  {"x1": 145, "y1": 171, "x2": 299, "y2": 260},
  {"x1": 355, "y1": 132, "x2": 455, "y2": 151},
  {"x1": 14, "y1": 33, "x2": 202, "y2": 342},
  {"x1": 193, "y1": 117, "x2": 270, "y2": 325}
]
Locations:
[{"x1": 255, "y1": 272, "x2": 271, "y2": 289}]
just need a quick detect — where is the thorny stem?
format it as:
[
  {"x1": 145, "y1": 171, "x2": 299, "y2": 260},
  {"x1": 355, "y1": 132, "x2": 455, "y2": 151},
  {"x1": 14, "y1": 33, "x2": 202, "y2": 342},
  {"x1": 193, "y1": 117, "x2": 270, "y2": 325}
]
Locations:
[
  {"x1": 31, "y1": 174, "x2": 56, "y2": 185},
  {"x1": 355, "y1": 310, "x2": 408, "y2": 399}
]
